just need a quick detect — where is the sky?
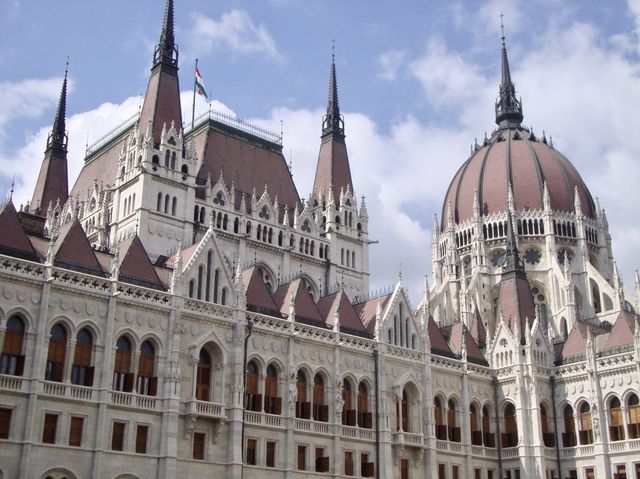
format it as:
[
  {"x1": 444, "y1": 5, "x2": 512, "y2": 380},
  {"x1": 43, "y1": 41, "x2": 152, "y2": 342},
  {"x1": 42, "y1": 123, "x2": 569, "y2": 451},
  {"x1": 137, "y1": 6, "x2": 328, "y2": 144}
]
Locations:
[{"x1": 0, "y1": 0, "x2": 639, "y2": 304}]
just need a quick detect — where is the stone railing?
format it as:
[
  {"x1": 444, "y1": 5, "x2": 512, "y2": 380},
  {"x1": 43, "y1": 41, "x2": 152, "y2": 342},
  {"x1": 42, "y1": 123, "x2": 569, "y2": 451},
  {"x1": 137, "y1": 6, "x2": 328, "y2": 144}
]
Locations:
[
  {"x1": 244, "y1": 411, "x2": 283, "y2": 428},
  {"x1": 190, "y1": 400, "x2": 225, "y2": 419},
  {"x1": 502, "y1": 447, "x2": 519, "y2": 458},
  {"x1": 110, "y1": 391, "x2": 159, "y2": 410},
  {"x1": 0, "y1": 374, "x2": 25, "y2": 392},
  {"x1": 294, "y1": 418, "x2": 331, "y2": 435},
  {"x1": 341, "y1": 425, "x2": 375, "y2": 441}
]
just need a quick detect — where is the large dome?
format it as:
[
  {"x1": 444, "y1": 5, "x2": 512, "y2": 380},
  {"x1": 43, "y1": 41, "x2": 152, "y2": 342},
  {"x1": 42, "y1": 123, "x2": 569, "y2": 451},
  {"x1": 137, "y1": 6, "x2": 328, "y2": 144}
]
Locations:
[{"x1": 441, "y1": 126, "x2": 596, "y2": 231}]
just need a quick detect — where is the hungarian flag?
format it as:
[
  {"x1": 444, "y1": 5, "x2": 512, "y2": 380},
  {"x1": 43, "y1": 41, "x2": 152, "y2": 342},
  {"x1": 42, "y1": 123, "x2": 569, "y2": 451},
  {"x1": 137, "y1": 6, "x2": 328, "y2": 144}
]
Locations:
[{"x1": 195, "y1": 66, "x2": 208, "y2": 99}]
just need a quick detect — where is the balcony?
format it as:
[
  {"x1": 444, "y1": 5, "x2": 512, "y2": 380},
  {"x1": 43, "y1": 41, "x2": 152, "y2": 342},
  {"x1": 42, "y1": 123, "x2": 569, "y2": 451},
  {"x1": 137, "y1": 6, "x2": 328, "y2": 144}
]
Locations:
[
  {"x1": 244, "y1": 410, "x2": 283, "y2": 428},
  {"x1": 111, "y1": 390, "x2": 158, "y2": 410},
  {"x1": 393, "y1": 431, "x2": 423, "y2": 448},
  {"x1": 41, "y1": 381, "x2": 96, "y2": 402},
  {"x1": 0, "y1": 374, "x2": 25, "y2": 393},
  {"x1": 186, "y1": 399, "x2": 226, "y2": 420},
  {"x1": 341, "y1": 425, "x2": 374, "y2": 441},
  {"x1": 294, "y1": 418, "x2": 330, "y2": 435}
]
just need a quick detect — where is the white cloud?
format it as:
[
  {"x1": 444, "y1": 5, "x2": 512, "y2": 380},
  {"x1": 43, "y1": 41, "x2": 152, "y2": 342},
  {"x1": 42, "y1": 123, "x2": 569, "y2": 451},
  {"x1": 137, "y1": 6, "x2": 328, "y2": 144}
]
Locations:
[
  {"x1": 376, "y1": 49, "x2": 407, "y2": 81},
  {"x1": 186, "y1": 9, "x2": 283, "y2": 62}
]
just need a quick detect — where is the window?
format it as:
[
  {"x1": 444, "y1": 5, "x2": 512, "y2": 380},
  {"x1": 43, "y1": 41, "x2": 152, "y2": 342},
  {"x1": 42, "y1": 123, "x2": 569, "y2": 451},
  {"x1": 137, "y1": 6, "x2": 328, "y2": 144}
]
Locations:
[
  {"x1": 396, "y1": 387, "x2": 409, "y2": 432},
  {"x1": 628, "y1": 393, "x2": 640, "y2": 439},
  {"x1": 45, "y1": 324, "x2": 67, "y2": 382},
  {"x1": 266, "y1": 441, "x2": 276, "y2": 468},
  {"x1": 1, "y1": 316, "x2": 25, "y2": 376},
  {"x1": 71, "y1": 328, "x2": 94, "y2": 386},
  {"x1": 68, "y1": 416, "x2": 83, "y2": 447},
  {"x1": 474, "y1": 469, "x2": 482, "y2": 479},
  {"x1": 541, "y1": 404, "x2": 555, "y2": 447},
  {"x1": 245, "y1": 360, "x2": 261, "y2": 412},
  {"x1": 342, "y1": 379, "x2": 355, "y2": 426},
  {"x1": 357, "y1": 382, "x2": 372, "y2": 428},
  {"x1": 193, "y1": 432, "x2": 205, "y2": 460},
  {"x1": 344, "y1": 451, "x2": 354, "y2": 476},
  {"x1": 313, "y1": 373, "x2": 328, "y2": 422},
  {"x1": 448, "y1": 399, "x2": 461, "y2": 442},
  {"x1": 483, "y1": 405, "x2": 495, "y2": 447},
  {"x1": 400, "y1": 458, "x2": 409, "y2": 479},
  {"x1": 296, "y1": 371, "x2": 310, "y2": 419},
  {"x1": 585, "y1": 468, "x2": 595, "y2": 479},
  {"x1": 502, "y1": 403, "x2": 518, "y2": 447},
  {"x1": 361, "y1": 453, "x2": 374, "y2": 477},
  {"x1": 470, "y1": 404, "x2": 482, "y2": 445},
  {"x1": 452, "y1": 465, "x2": 460, "y2": 479},
  {"x1": 246, "y1": 438, "x2": 257, "y2": 465},
  {"x1": 135, "y1": 424, "x2": 148, "y2": 454},
  {"x1": 42, "y1": 413, "x2": 58, "y2": 444},
  {"x1": 435, "y1": 397, "x2": 446, "y2": 439},
  {"x1": 438, "y1": 464, "x2": 446, "y2": 479},
  {"x1": 111, "y1": 422, "x2": 126, "y2": 451},
  {"x1": 113, "y1": 336, "x2": 133, "y2": 392},
  {"x1": 264, "y1": 364, "x2": 281, "y2": 415},
  {"x1": 609, "y1": 397, "x2": 625, "y2": 441},
  {"x1": 137, "y1": 341, "x2": 157, "y2": 396},
  {"x1": 297, "y1": 445, "x2": 306, "y2": 470},
  {"x1": 0, "y1": 407, "x2": 12, "y2": 439},
  {"x1": 578, "y1": 402, "x2": 593, "y2": 445},
  {"x1": 315, "y1": 447, "x2": 329, "y2": 473},
  {"x1": 196, "y1": 349, "x2": 211, "y2": 401}
]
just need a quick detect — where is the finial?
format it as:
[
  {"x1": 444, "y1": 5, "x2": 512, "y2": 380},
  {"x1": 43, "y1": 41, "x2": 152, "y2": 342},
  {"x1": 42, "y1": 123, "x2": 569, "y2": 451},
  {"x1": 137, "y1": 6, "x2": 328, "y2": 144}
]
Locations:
[
  {"x1": 153, "y1": 0, "x2": 178, "y2": 67},
  {"x1": 500, "y1": 13, "x2": 505, "y2": 45},
  {"x1": 322, "y1": 43, "x2": 344, "y2": 136},
  {"x1": 495, "y1": 15, "x2": 523, "y2": 127},
  {"x1": 9, "y1": 173, "x2": 15, "y2": 201}
]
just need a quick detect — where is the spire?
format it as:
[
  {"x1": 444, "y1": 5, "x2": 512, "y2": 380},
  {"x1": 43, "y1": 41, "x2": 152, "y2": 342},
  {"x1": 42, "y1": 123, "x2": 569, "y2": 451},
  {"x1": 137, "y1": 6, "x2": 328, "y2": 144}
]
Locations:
[
  {"x1": 139, "y1": 0, "x2": 182, "y2": 144},
  {"x1": 495, "y1": 16, "x2": 523, "y2": 127},
  {"x1": 49, "y1": 63, "x2": 69, "y2": 152},
  {"x1": 322, "y1": 46, "x2": 344, "y2": 136},
  {"x1": 312, "y1": 48, "x2": 354, "y2": 204},
  {"x1": 31, "y1": 63, "x2": 70, "y2": 214},
  {"x1": 153, "y1": 0, "x2": 178, "y2": 68},
  {"x1": 502, "y1": 209, "x2": 524, "y2": 274}
]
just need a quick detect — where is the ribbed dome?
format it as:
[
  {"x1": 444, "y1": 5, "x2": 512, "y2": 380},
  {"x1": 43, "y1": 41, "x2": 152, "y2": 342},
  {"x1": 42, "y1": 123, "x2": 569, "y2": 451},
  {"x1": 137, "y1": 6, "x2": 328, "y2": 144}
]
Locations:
[{"x1": 441, "y1": 127, "x2": 596, "y2": 230}]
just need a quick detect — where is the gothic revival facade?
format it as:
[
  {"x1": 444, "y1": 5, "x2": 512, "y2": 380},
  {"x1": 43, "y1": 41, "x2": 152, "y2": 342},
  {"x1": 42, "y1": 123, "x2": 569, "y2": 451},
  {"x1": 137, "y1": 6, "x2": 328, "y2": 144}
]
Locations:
[{"x1": 1, "y1": 2, "x2": 639, "y2": 479}]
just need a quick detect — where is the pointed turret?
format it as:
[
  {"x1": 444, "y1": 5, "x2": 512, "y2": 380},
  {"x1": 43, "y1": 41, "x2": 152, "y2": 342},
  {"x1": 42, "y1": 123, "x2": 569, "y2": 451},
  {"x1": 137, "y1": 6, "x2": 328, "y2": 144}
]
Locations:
[
  {"x1": 31, "y1": 66, "x2": 69, "y2": 214},
  {"x1": 495, "y1": 19, "x2": 523, "y2": 127},
  {"x1": 312, "y1": 52, "x2": 354, "y2": 204},
  {"x1": 138, "y1": 0, "x2": 182, "y2": 145}
]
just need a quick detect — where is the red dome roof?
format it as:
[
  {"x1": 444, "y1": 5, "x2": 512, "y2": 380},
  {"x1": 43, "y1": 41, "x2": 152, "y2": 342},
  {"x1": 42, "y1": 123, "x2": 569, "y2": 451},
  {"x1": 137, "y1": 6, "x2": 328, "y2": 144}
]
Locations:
[{"x1": 441, "y1": 128, "x2": 596, "y2": 230}]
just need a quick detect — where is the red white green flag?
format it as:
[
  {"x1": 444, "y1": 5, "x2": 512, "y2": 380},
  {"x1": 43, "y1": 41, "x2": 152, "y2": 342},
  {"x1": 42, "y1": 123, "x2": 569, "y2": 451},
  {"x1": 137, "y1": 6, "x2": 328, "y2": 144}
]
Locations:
[{"x1": 195, "y1": 66, "x2": 208, "y2": 99}]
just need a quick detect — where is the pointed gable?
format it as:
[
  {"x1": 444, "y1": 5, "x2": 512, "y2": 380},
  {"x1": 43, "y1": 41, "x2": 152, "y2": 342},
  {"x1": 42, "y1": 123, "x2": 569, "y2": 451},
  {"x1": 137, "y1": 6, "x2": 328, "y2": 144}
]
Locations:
[
  {"x1": 273, "y1": 279, "x2": 322, "y2": 323},
  {"x1": 427, "y1": 317, "x2": 454, "y2": 357},
  {"x1": 242, "y1": 267, "x2": 282, "y2": 317},
  {"x1": 561, "y1": 323, "x2": 587, "y2": 360},
  {"x1": 498, "y1": 271, "x2": 535, "y2": 342},
  {"x1": 601, "y1": 311, "x2": 639, "y2": 351},
  {"x1": 117, "y1": 235, "x2": 165, "y2": 290},
  {"x1": 53, "y1": 220, "x2": 104, "y2": 276},
  {"x1": 317, "y1": 291, "x2": 369, "y2": 336},
  {"x1": 469, "y1": 307, "x2": 487, "y2": 349},
  {"x1": 355, "y1": 294, "x2": 392, "y2": 334},
  {"x1": 0, "y1": 202, "x2": 38, "y2": 261},
  {"x1": 445, "y1": 323, "x2": 488, "y2": 365}
]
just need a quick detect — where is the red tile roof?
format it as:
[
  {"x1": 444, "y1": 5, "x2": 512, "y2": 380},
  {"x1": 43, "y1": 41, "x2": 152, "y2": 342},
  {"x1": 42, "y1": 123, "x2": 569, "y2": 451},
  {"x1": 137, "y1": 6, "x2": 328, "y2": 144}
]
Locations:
[
  {"x1": 117, "y1": 235, "x2": 165, "y2": 290},
  {"x1": 469, "y1": 308, "x2": 487, "y2": 349},
  {"x1": 52, "y1": 220, "x2": 104, "y2": 275},
  {"x1": 0, "y1": 202, "x2": 38, "y2": 260},
  {"x1": 317, "y1": 291, "x2": 368, "y2": 335},
  {"x1": 442, "y1": 323, "x2": 487, "y2": 364},
  {"x1": 427, "y1": 317, "x2": 453, "y2": 357},
  {"x1": 354, "y1": 294, "x2": 392, "y2": 334},
  {"x1": 601, "y1": 311, "x2": 639, "y2": 351},
  {"x1": 241, "y1": 267, "x2": 282, "y2": 316},
  {"x1": 313, "y1": 134, "x2": 354, "y2": 203},
  {"x1": 272, "y1": 279, "x2": 322, "y2": 323},
  {"x1": 498, "y1": 271, "x2": 536, "y2": 342},
  {"x1": 138, "y1": 66, "x2": 182, "y2": 146}
]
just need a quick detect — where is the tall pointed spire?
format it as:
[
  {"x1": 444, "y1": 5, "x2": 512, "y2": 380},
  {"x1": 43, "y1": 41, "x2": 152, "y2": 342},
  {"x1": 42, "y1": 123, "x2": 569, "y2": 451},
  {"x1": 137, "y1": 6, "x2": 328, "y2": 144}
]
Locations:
[
  {"x1": 502, "y1": 209, "x2": 524, "y2": 274},
  {"x1": 31, "y1": 63, "x2": 70, "y2": 214},
  {"x1": 495, "y1": 16, "x2": 523, "y2": 127},
  {"x1": 153, "y1": 0, "x2": 178, "y2": 68},
  {"x1": 322, "y1": 45, "x2": 344, "y2": 136},
  {"x1": 313, "y1": 47, "x2": 354, "y2": 203},
  {"x1": 139, "y1": 0, "x2": 182, "y2": 145}
]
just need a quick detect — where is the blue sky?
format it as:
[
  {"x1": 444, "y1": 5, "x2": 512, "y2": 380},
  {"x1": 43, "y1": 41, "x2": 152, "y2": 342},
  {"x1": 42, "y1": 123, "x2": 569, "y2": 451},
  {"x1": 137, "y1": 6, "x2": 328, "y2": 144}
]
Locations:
[{"x1": 1, "y1": 0, "x2": 639, "y2": 302}]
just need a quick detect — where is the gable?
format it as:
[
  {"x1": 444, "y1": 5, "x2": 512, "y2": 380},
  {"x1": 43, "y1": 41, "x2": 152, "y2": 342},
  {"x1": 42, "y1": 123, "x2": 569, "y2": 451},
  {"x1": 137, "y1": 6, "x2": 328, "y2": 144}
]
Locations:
[
  {"x1": 53, "y1": 220, "x2": 104, "y2": 276},
  {"x1": 117, "y1": 236, "x2": 165, "y2": 290},
  {"x1": 601, "y1": 311, "x2": 637, "y2": 351},
  {"x1": 0, "y1": 202, "x2": 38, "y2": 260},
  {"x1": 244, "y1": 267, "x2": 282, "y2": 316},
  {"x1": 317, "y1": 291, "x2": 368, "y2": 336},
  {"x1": 273, "y1": 279, "x2": 322, "y2": 323}
]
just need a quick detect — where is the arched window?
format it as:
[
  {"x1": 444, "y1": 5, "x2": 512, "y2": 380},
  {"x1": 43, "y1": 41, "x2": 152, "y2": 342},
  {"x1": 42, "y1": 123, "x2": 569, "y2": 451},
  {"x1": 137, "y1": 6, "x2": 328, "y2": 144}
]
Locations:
[
  {"x1": 194, "y1": 205, "x2": 200, "y2": 222},
  {"x1": 234, "y1": 217, "x2": 240, "y2": 234},
  {"x1": 45, "y1": 324, "x2": 67, "y2": 382},
  {"x1": 396, "y1": 387, "x2": 410, "y2": 432},
  {"x1": 164, "y1": 195, "x2": 169, "y2": 214},
  {"x1": 579, "y1": 402, "x2": 593, "y2": 445},
  {"x1": 295, "y1": 371, "x2": 310, "y2": 419},
  {"x1": 196, "y1": 349, "x2": 211, "y2": 401},
  {"x1": 71, "y1": 328, "x2": 94, "y2": 386},
  {"x1": 357, "y1": 382, "x2": 372, "y2": 428},
  {"x1": 434, "y1": 397, "x2": 446, "y2": 439},
  {"x1": 628, "y1": 394, "x2": 640, "y2": 439},
  {"x1": 470, "y1": 404, "x2": 482, "y2": 445},
  {"x1": 157, "y1": 193, "x2": 162, "y2": 211},
  {"x1": 152, "y1": 154, "x2": 159, "y2": 165},
  {"x1": 137, "y1": 341, "x2": 157, "y2": 396},
  {"x1": 1, "y1": 316, "x2": 25, "y2": 376},
  {"x1": 188, "y1": 279, "x2": 195, "y2": 298},
  {"x1": 609, "y1": 397, "x2": 624, "y2": 441},
  {"x1": 541, "y1": 404, "x2": 554, "y2": 447},
  {"x1": 562, "y1": 405, "x2": 576, "y2": 447},
  {"x1": 171, "y1": 197, "x2": 177, "y2": 216},
  {"x1": 313, "y1": 373, "x2": 328, "y2": 422},
  {"x1": 164, "y1": 150, "x2": 170, "y2": 168},
  {"x1": 448, "y1": 399, "x2": 460, "y2": 442},
  {"x1": 221, "y1": 287, "x2": 227, "y2": 306},
  {"x1": 197, "y1": 265, "x2": 203, "y2": 300},
  {"x1": 502, "y1": 403, "x2": 518, "y2": 447},
  {"x1": 171, "y1": 151, "x2": 176, "y2": 169},
  {"x1": 482, "y1": 405, "x2": 495, "y2": 447},
  {"x1": 181, "y1": 164, "x2": 188, "y2": 175},
  {"x1": 245, "y1": 360, "x2": 261, "y2": 412},
  {"x1": 113, "y1": 336, "x2": 133, "y2": 392},
  {"x1": 264, "y1": 364, "x2": 281, "y2": 415},
  {"x1": 342, "y1": 379, "x2": 355, "y2": 426}
]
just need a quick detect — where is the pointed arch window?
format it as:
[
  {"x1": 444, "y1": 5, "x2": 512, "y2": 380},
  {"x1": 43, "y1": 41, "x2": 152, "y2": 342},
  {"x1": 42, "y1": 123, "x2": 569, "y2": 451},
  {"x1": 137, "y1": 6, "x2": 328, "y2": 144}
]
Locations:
[
  {"x1": 609, "y1": 397, "x2": 624, "y2": 441},
  {"x1": 313, "y1": 373, "x2": 328, "y2": 422},
  {"x1": 71, "y1": 328, "x2": 94, "y2": 386},
  {"x1": 562, "y1": 405, "x2": 576, "y2": 447},
  {"x1": 137, "y1": 341, "x2": 157, "y2": 396},
  {"x1": 541, "y1": 404, "x2": 555, "y2": 446},
  {"x1": 357, "y1": 382, "x2": 372, "y2": 428},
  {"x1": 395, "y1": 387, "x2": 410, "y2": 432},
  {"x1": 45, "y1": 324, "x2": 67, "y2": 382},
  {"x1": 628, "y1": 394, "x2": 640, "y2": 439},
  {"x1": 470, "y1": 404, "x2": 482, "y2": 445},
  {"x1": 264, "y1": 364, "x2": 281, "y2": 415},
  {"x1": 448, "y1": 399, "x2": 461, "y2": 442},
  {"x1": 196, "y1": 349, "x2": 211, "y2": 401},
  {"x1": 1, "y1": 316, "x2": 25, "y2": 376},
  {"x1": 482, "y1": 405, "x2": 495, "y2": 447},
  {"x1": 113, "y1": 336, "x2": 133, "y2": 392},
  {"x1": 295, "y1": 371, "x2": 310, "y2": 419},
  {"x1": 245, "y1": 360, "x2": 261, "y2": 412},
  {"x1": 342, "y1": 379, "x2": 355, "y2": 426},
  {"x1": 578, "y1": 402, "x2": 593, "y2": 445},
  {"x1": 502, "y1": 403, "x2": 518, "y2": 447},
  {"x1": 434, "y1": 397, "x2": 446, "y2": 439},
  {"x1": 157, "y1": 193, "x2": 162, "y2": 211}
]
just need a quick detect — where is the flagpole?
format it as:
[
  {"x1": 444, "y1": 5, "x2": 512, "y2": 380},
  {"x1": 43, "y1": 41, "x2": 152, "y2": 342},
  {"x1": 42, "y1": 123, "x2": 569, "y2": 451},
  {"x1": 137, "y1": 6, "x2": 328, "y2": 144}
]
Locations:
[{"x1": 192, "y1": 58, "x2": 198, "y2": 130}]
